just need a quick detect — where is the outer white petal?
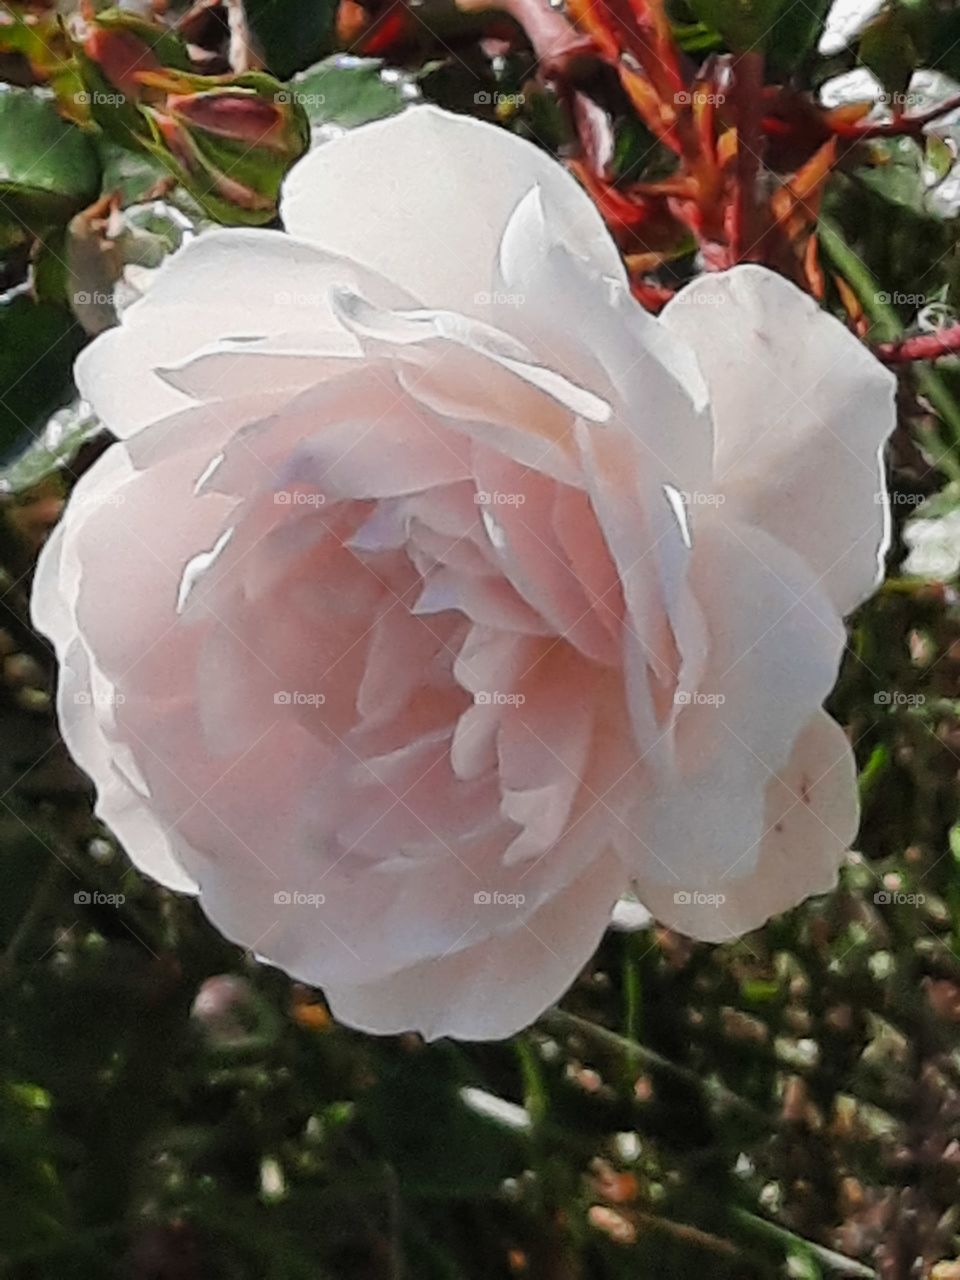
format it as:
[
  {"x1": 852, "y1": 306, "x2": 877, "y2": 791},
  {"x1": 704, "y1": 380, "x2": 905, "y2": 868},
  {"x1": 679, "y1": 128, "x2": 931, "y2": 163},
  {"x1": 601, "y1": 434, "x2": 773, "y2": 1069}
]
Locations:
[
  {"x1": 75, "y1": 230, "x2": 411, "y2": 438},
  {"x1": 280, "y1": 105, "x2": 626, "y2": 316},
  {"x1": 621, "y1": 514, "x2": 846, "y2": 889},
  {"x1": 660, "y1": 265, "x2": 897, "y2": 617},
  {"x1": 635, "y1": 711, "x2": 858, "y2": 942},
  {"x1": 32, "y1": 446, "x2": 201, "y2": 893},
  {"x1": 57, "y1": 641, "x2": 199, "y2": 893},
  {"x1": 321, "y1": 849, "x2": 626, "y2": 1040}
]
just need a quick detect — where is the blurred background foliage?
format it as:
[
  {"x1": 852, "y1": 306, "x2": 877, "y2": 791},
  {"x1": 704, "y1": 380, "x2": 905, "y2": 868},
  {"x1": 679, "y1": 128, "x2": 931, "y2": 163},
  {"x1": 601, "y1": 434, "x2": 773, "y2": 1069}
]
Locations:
[{"x1": 1, "y1": 0, "x2": 960, "y2": 1278}]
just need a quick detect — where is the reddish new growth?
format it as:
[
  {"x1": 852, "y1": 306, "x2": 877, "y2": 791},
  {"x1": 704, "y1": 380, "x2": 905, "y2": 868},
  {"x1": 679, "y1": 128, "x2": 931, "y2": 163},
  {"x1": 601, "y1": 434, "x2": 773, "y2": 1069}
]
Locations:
[{"x1": 338, "y1": 0, "x2": 960, "y2": 363}]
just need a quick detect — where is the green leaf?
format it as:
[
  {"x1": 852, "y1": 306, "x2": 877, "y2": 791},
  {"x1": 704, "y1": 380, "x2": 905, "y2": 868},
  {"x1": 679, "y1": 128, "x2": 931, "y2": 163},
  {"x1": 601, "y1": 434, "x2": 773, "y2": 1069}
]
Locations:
[
  {"x1": 766, "y1": 0, "x2": 832, "y2": 76},
  {"x1": 671, "y1": 20, "x2": 724, "y2": 53},
  {"x1": 357, "y1": 1047, "x2": 525, "y2": 1197},
  {"x1": 288, "y1": 56, "x2": 418, "y2": 129},
  {"x1": 684, "y1": 0, "x2": 785, "y2": 52},
  {"x1": 0, "y1": 401, "x2": 100, "y2": 495},
  {"x1": 858, "y1": 9, "x2": 917, "y2": 100},
  {"x1": 857, "y1": 137, "x2": 928, "y2": 213},
  {"x1": 98, "y1": 138, "x2": 175, "y2": 206},
  {"x1": 0, "y1": 88, "x2": 101, "y2": 234},
  {"x1": 0, "y1": 293, "x2": 86, "y2": 456},
  {"x1": 245, "y1": 0, "x2": 338, "y2": 79},
  {"x1": 612, "y1": 114, "x2": 677, "y2": 184}
]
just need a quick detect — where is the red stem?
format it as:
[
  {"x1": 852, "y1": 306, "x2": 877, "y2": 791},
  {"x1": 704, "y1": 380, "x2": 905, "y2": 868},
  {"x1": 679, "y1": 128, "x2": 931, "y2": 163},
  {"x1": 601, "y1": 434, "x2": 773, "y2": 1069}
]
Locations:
[
  {"x1": 730, "y1": 49, "x2": 765, "y2": 262},
  {"x1": 875, "y1": 324, "x2": 960, "y2": 363},
  {"x1": 829, "y1": 93, "x2": 960, "y2": 139}
]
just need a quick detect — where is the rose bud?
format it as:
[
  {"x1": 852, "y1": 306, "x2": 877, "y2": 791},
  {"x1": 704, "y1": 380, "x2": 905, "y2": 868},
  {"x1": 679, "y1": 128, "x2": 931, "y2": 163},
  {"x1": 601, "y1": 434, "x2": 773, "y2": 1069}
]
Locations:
[
  {"x1": 190, "y1": 974, "x2": 280, "y2": 1056},
  {"x1": 139, "y1": 76, "x2": 308, "y2": 224},
  {"x1": 74, "y1": 7, "x2": 192, "y2": 141}
]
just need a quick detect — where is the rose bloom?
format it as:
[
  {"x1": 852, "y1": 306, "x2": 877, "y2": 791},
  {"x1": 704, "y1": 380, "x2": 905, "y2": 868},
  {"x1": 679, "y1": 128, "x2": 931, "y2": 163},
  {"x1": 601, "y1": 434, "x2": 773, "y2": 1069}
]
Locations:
[{"x1": 32, "y1": 107, "x2": 895, "y2": 1040}]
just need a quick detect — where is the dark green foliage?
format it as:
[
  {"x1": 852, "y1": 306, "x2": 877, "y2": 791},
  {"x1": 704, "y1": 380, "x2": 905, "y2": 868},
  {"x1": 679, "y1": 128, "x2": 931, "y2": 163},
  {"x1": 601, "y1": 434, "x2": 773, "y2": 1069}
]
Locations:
[{"x1": 1, "y1": 1, "x2": 960, "y2": 1277}]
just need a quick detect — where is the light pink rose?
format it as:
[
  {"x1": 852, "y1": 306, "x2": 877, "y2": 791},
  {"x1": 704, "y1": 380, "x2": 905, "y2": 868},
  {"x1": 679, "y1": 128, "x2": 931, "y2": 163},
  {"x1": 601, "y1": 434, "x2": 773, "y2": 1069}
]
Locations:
[{"x1": 32, "y1": 106, "x2": 896, "y2": 1040}]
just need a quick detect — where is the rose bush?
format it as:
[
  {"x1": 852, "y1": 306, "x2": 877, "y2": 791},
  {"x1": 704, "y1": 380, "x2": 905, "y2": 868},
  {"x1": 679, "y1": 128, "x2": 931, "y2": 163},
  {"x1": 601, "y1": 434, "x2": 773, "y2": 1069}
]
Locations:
[{"x1": 31, "y1": 106, "x2": 896, "y2": 1040}]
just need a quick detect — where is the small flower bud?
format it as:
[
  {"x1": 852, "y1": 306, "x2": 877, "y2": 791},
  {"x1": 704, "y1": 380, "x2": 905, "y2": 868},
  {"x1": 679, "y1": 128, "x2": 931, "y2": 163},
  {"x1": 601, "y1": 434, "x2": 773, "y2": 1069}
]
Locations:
[{"x1": 141, "y1": 76, "x2": 308, "y2": 224}]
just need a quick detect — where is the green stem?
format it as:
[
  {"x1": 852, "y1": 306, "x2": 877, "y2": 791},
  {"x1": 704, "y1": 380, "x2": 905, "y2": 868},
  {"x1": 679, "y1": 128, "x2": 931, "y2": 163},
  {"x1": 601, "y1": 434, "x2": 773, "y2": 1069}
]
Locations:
[
  {"x1": 540, "y1": 1008, "x2": 773, "y2": 1128},
  {"x1": 818, "y1": 213, "x2": 960, "y2": 479},
  {"x1": 0, "y1": 853, "x2": 64, "y2": 985},
  {"x1": 731, "y1": 1209, "x2": 879, "y2": 1278}
]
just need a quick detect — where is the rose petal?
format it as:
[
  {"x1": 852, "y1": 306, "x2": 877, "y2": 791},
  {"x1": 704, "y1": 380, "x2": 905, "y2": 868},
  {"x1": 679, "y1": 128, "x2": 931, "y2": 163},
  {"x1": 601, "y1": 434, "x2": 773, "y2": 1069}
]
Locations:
[
  {"x1": 281, "y1": 105, "x2": 626, "y2": 317},
  {"x1": 76, "y1": 230, "x2": 411, "y2": 438},
  {"x1": 661, "y1": 265, "x2": 897, "y2": 616},
  {"x1": 321, "y1": 848, "x2": 626, "y2": 1040},
  {"x1": 622, "y1": 514, "x2": 846, "y2": 891},
  {"x1": 634, "y1": 711, "x2": 858, "y2": 941}
]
